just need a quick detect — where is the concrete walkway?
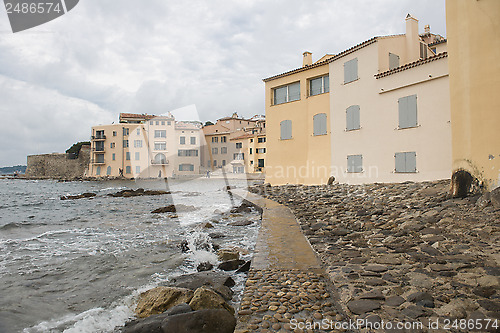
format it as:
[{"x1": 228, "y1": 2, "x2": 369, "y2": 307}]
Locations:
[{"x1": 232, "y1": 191, "x2": 345, "y2": 333}]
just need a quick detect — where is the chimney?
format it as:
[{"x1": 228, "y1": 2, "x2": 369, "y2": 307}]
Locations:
[
  {"x1": 405, "y1": 14, "x2": 420, "y2": 62},
  {"x1": 424, "y1": 24, "x2": 430, "y2": 33},
  {"x1": 303, "y1": 51, "x2": 312, "y2": 67}
]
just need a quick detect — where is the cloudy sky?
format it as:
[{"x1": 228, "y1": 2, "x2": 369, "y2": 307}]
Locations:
[{"x1": 0, "y1": 0, "x2": 446, "y2": 166}]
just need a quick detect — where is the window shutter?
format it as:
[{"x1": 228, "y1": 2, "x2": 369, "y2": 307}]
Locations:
[
  {"x1": 346, "y1": 107, "x2": 353, "y2": 131},
  {"x1": 347, "y1": 155, "x2": 362, "y2": 173},
  {"x1": 313, "y1": 113, "x2": 327, "y2": 136},
  {"x1": 280, "y1": 120, "x2": 292, "y2": 140},
  {"x1": 395, "y1": 152, "x2": 406, "y2": 172},
  {"x1": 344, "y1": 58, "x2": 358, "y2": 83},
  {"x1": 346, "y1": 105, "x2": 360, "y2": 130},
  {"x1": 407, "y1": 95, "x2": 418, "y2": 127},
  {"x1": 389, "y1": 53, "x2": 400, "y2": 70},
  {"x1": 406, "y1": 152, "x2": 417, "y2": 172},
  {"x1": 288, "y1": 82, "x2": 300, "y2": 102},
  {"x1": 323, "y1": 75, "x2": 329, "y2": 93},
  {"x1": 398, "y1": 96, "x2": 408, "y2": 128}
]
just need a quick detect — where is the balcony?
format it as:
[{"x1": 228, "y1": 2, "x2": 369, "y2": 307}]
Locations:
[
  {"x1": 92, "y1": 147, "x2": 105, "y2": 152},
  {"x1": 151, "y1": 160, "x2": 169, "y2": 165},
  {"x1": 91, "y1": 159, "x2": 105, "y2": 165},
  {"x1": 92, "y1": 135, "x2": 106, "y2": 140}
]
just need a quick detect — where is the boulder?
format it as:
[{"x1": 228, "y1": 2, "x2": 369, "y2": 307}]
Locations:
[
  {"x1": 407, "y1": 292, "x2": 435, "y2": 308},
  {"x1": 228, "y1": 220, "x2": 253, "y2": 226},
  {"x1": 217, "y1": 249, "x2": 239, "y2": 262},
  {"x1": 347, "y1": 299, "x2": 381, "y2": 315},
  {"x1": 152, "y1": 205, "x2": 176, "y2": 214},
  {"x1": 196, "y1": 262, "x2": 213, "y2": 272},
  {"x1": 218, "y1": 260, "x2": 245, "y2": 271},
  {"x1": 123, "y1": 304, "x2": 192, "y2": 333},
  {"x1": 161, "y1": 309, "x2": 236, "y2": 333},
  {"x1": 168, "y1": 271, "x2": 235, "y2": 301},
  {"x1": 60, "y1": 192, "x2": 96, "y2": 200},
  {"x1": 491, "y1": 187, "x2": 500, "y2": 209},
  {"x1": 189, "y1": 286, "x2": 234, "y2": 315},
  {"x1": 135, "y1": 287, "x2": 194, "y2": 318},
  {"x1": 236, "y1": 260, "x2": 251, "y2": 273}
]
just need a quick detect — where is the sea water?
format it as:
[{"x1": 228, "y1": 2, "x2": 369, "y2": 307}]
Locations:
[{"x1": 0, "y1": 177, "x2": 259, "y2": 333}]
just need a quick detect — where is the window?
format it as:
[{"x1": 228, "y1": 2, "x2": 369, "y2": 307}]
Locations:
[
  {"x1": 250, "y1": 139, "x2": 253, "y2": 143},
  {"x1": 389, "y1": 53, "x2": 400, "y2": 70},
  {"x1": 123, "y1": 128, "x2": 129, "y2": 136},
  {"x1": 347, "y1": 155, "x2": 363, "y2": 173},
  {"x1": 135, "y1": 152, "x2": 140, "y2": 160},
  {"x1": 126, "y1": 152, "x2": 130, "y2": 160},
  {"x1": 179, "y1": 164, "x2": 194, "y2": 171},
  {"x1": 167, "y1": 121, "x2": 171, "y2": 126},
  {"x1": 110, "y1": 142, "x2": 115, "y2": 148},
  {"x1": 258, "y1": 159, "x2": 265, "y2": 168},
  {"x1": 309, "y1": 75, "x2": 329, "y2": 96},
  {"x1": 212, "y1": 148, "x2": 218, "y2": 154},
  {"x1": 313, "y1": 113, "x2": 327, "y2": 136},
  {"x1": 112, "y1": 153, "x2": 116, "y2": 161},
  {"x1": 212, "y1": 137, "x2": 218, "y2": 143},
  {"x1": 155, "y1": 130, "x2": 166, "y2": 138},
  {"x1": 106, "y1": 166, "x2": 111, "y2": 175},
  {"x1": 126, "y1": 166, "x2": 131, "y2": 174},
  {"x1": 249, "y1": 148, "x2": 253, "y2": 155},
  {"x1": 96, "y1": 166, "x2": 101, "y2": 175},
  {"x1": 233, "y1": 153, "x2": 244, "y2": 160},
  {"x1": 398, "y1": 95, "x2": 418, "y2": 129},
  {"x1": 96, "y1": 154, "x2": 104, "y2": 163},
  {"x1": 95, "y1": 130, "x2": 105, "y2": 139},
  {"x1": 134, "y1": 140, "x2": 143, "y2": 148},
  {"x1": 155, "y1": 121, "x2": 159, "y2": 125},
  {"x1": 180, "y1": 136, "x2": 186, "y2": 145},
  {"x1": 213, "y1": 160, "x2": 217, "y2": 167},
  {"x1": 95, "y1": 141, "x2": 105, "y2": 151},
  {"x1": 136, "y1": 128, "x2": 141, "y2": 135},
  {"x1": 123, "y1": 140, "x2": 129, "y2": 148},
  {"x1": 222, "y1": 160, "x2": 226, "y2": 166},
  {"x1": 136, "y1": 166, "x2": 141, "y2": 174},
  {"x1": 344, "y1": 58, "x2": 358, "y2": 84},
  {"x1": 395, "y1": 152, "x2": 417, "y2": 173},
  {"x1": 420, "y1": 42, "x2": 428, "y2": 59},
  {"x1": 221, "y1": 136, "x2": 227, "y2": 143},
  {"x1": 236, "y1": 142, "x2": 242, "y2": 149},
  {"x1": 150, "y1": 121, "x2": 153, "y2": 125},
  {"x1": 280, "y1": 120, "x2": 292, "y2": 140},
  {"x1": 154, "y1": 153, "x2": 167, "y2": 164},
  {"x1": 178, "y1": 149, "x2": 199, "y2": 157},
  {"x1": 154, "y1": 142, "x2": 166, "y2": 150},
  {"x1": 257, "y1": 148, "x2": 266, "y2": 154},
  {"x1": 113, "y1": 131, "x2": 117, "y2": 137},
  {"x1": 190, "y1": 137, "x2": 196, "y2": 145},
  {"x1": 346, "y1": 105, "x2": 361, "y2": 131},
  {"x1": 273, "y1": 82, "x2": 300, "y2": 105},
  {"x1": 258, "y1": 137, "x2": 266, "y2": 143},
  {"x1": 221, "y1": 147, "x2": 227, "y2": 154},
  {"x1": 161, "y1": 121, "x2": 165, "y2": 125}
]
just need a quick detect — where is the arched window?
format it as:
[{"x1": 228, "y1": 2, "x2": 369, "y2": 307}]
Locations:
[
  {"x1": 96, "y1": 166, "x2": 101, "y2": 176},
  {"x1": 106, "y1": 166, "x2": 111, "y2": 175},
  {"x1": 154, "y1": 153, "x2": 167, "y2": 164}
]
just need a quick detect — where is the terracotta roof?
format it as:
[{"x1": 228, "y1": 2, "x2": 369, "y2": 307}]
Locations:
[
  {"x1": 262, "y1": 37, "x2": 378, "y2": 83},
  {"x1": 230, "y1": 133, "x2": 255, "y2": 141},
  {"x1": 375, "y1": 52, "x2": 448, "y2": 79},
  {"x1": 428, "y1": 39, "x2": 447, "y2": 47},
  {"x1": 119, "y1": 113, "x2": 156, "y2": 120}
]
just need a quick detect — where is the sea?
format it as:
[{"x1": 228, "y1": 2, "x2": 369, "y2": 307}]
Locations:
[{"x1": 0, "y1": 176, "x2": 260, "y2": 333}]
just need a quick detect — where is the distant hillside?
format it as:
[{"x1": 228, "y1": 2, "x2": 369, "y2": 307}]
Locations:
[{"x1": 0, "y1": 165, "x2": 27, "y2": 174}]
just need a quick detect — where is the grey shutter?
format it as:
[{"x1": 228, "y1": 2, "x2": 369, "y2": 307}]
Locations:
[
  {"x1": 313, "y1": 113, "x2": 327, "y2": 136},
  {"x1": 407, "y1": 95, "x2": 417, "y2": 127},
  {"x1": 288, "y1": 82, "x2": 300, "y2": 102},
  {"x1": 280, "y1": 120, "x2": 292, "y2": 140},
  {"x1": 274, "y1": 86, "x2": 287, "y2": 105},
  {"x1": 395, "y1": 152, "x2": 405, "y2": 172},
  {"x1": 347, "y1": 155, "x2": 362, "y2": 173},
  {"x1": 310, "y1": 78, "x2": 322, "y2": 96},
  {"x1": 398, "y1": 96, "x2": 408, "y2": 128},
  {"x1": 346, "y1": 105, "x2": 360, "y2": 130},
  {"x1": 323, "y1": 75, "x2": 329, "y2": 93},
  {"x1": 344, "y1": 58, "x2": 358, "y2": 83},
  {"x1": 389, "y1": 53, "x2": 400, "y2": 70},
  {"x1": 346, "y1": 107, "x2": 353, "y2": 131},
  {"x1": 406, "y1": 152, "x2": 417, "y2": 172}
]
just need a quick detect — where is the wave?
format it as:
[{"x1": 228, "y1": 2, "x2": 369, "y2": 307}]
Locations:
[{"x1": 0, "y1": 221, "x2": 46, "y2": 230}]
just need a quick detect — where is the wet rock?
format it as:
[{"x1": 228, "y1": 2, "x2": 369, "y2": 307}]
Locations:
[
  {"x1": 218, "y1": 259, "x2": 245, "y2": 271},
  {"x1": 122, "y1": 304, "x2": 193, "y2": 333},
  {"x1": 196, "y1": 262, "x2": 213, "y2": 272},
  {"x1": 490, "y1": 187, "x2": 500, "y2": 209},
  {"x1": 161, "y1": 309, "x2": 236, "y2": 333},
  {"x1": 189, "y1": 286, "x2": 235, "y2": 315},
  {"x1": 60, "y1": 192, "x2": 96, "y2": 200},
  {"x1": 217, "y1": 249, "x2": 239, "y2": 262},
  {"x1": 179, "y1": 240, "x2": 190, "y2": 253},
  {"x1": 109, "y1": 189, "x2": 170, "y2": 198},
  {"x1": 152, "y1": 205, "x2": 176, "y2": 214},
  {"x1": 135, "y1": 287, "x2": 194, "y2": 318},
  {"x1": 168, "y1": 271, "x2": 235, "y2": 298},
  {"x1": 347, "y1": 300, "x2": 381, "y2": 315},
  {"x1": 230, "y1": 200, "x2": 256, "y2": 214},
  {"x1": 228, "y1": 220, "x2": 253, "y2": 226},
  {"x1": 235, "y1": 260, "x2": 251, "y2": 273}
]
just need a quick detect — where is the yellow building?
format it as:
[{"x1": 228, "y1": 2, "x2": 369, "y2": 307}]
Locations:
[
  {"x1": 231, "y1": 117, "x2": 266, "y2": 174},
  {"x1": 89, "y1": 113, "x2": 202, "y2": 178},
  {"x1": 264, "y1": 53, "x2": 332, "y2": 185},
  {"x1": 446, "y1": 0, "x2": 500, "y2": 190}
]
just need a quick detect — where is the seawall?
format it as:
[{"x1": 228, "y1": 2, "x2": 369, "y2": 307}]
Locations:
[{"x1": 25, "y1": 146, "x2": 90, "y2": 179}]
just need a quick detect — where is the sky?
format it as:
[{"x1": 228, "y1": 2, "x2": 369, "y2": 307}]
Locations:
[{"x1": 0, "y1": 0, "x2": 446, "y2": 167}]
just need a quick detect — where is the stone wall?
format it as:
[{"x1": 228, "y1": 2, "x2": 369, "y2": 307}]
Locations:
[{"x1": 25, "y1": 146, "x2": 91, "y2": 179}]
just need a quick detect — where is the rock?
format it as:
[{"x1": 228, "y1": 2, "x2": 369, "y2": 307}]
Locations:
[
  {"x1": 331, "y1": 228, "x2": 349, "y2": 236},
  {"x1": 218, "y1": 260, "x2": 245, "y2": 271},
  {"x1": 408, "y1": 272, "x2": 434, "y2": 288},
  {"x1": 197, "y1": 262, "x2": 213, "y2": 272},
  {"x1": 473, "y1": 286, "x2": 497, "y2": 298},
  {"x1": 179, "y1": 240, "x2": 190, "y2": 253},
  {"x1": 385, "y1": 296, "x2": 405, "y2": 307},
  {"x1": 490, "y1": 187, "x2": 500, "y2": 208},
  {"x1": 407, "y1": 292, "x2": 435, "y2": 308},
  {"x1": 365, "y1": 264, "x2": 388, "y2": 273},
  {"x1": 217, "y1": 249, "x2": 239, "y2": 262},
  {"x1": 168, "y1": 272, "x2": 235, "y2": 300},
  {"x1": 477, "y1": 275, "x2": 500, "y2": 288},
  {"x1": 161, "y1": 309, "x2": 236, "y2": 333},
  {"x1": 359, "y1": 289, "x2": 385, "y2": 300},
  {"x1": 327, "y1": 176, "x2": 335, "y2": 185},
  {"x1": 109, "y1": 189, "x2": 170, "y2": 198},
  {"x1": 228, "y1": 220, "x2": 253, "y2": 226},
  {"x1": 202, "y1": 222, "x2": 214, "y2": 229},
  {"x1": 477, "y1": 300, "x2": 500, "y2": 312},
  {"x1": 152, "y1": 205, "x2": 176, "y2": 214},
  {"x1": 347, "y1": 300, "x2": 381, "y2": 315},
  {"x1": 235, "y1": 261, "x2": 251, "y2": 273},
  {"x1": 401, "y1": 305, "x2": 427, "y2": 319},
  {"x1": 436, "y1": 298, "x2": 478, "y2": 318},
  {"x1": 60, "y1": 192, "x2": 96, "y2": 200},
  {"x1": 476, "y1": 192, "x2": 491, "y2": 209},
  {"x1": 230, "y1": 200, "x2": 256, "y2": 214},
  {"x1": 135, "y1": 287, "x2": 194, "y2": 318},
  {"x1": 189, "y1": 287, "x2": 235, "y2": 315}
]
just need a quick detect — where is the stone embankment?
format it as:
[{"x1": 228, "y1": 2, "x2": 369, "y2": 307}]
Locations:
[{"x1": 249, "y1": 180, "x2": 500, "y2": 331}]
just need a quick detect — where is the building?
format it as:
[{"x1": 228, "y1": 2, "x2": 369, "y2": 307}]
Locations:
[
  {"x1": 202, "y1": 113, "x2": 259, "y2": 173},
  {"x1": 89, "y1": 113, "x2": 202, "y2": 178},
  {"x1": 446, "y1": 0, "x2": 500, "y2": 190},
  {"x1": 231, "y1": 116, "x2": 267, "y2": 173},
  {"x1": 264, "y1": 15, "x2": 450, "y2": 185}
]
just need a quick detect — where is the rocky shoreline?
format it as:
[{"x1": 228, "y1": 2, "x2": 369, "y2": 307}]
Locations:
[{"x1": 249, "y1": 180, "x2": 500, "y2": 332}]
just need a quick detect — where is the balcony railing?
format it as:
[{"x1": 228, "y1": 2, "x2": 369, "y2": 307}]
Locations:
[
  {"x1": 92, "y1": 147, "x2": 105, "y2": 152},
  {"x1": 91, "y1": 159, "x2": 105, "y2": 164},
  {"x1": 92, "y1": 135, "x2": 106, "y2": 140},
  {"x1": 151, "y1": 160, "x2": 169, "y2": 165}
]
